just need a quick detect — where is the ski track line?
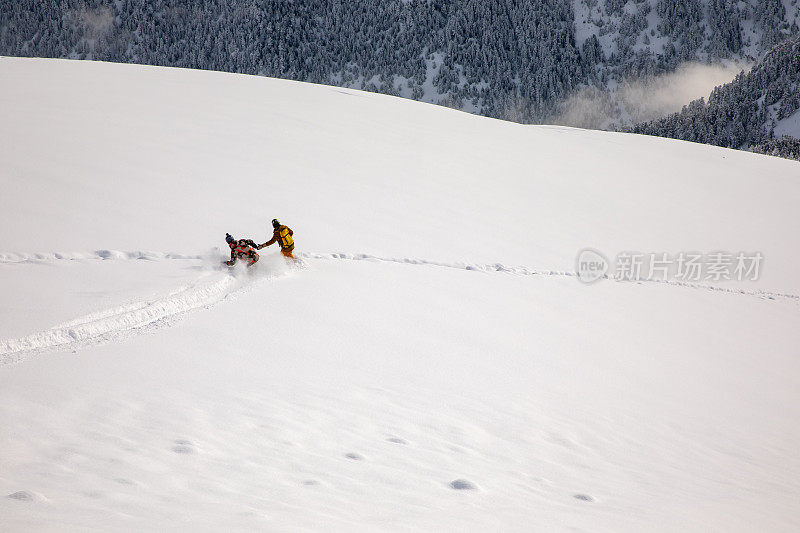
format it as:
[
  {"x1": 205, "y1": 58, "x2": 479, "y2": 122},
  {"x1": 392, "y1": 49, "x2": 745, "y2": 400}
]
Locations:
[
  {"x1": 0, "y1": 250, "x2": 202, "y2": 264},
  {"x1": 4, "y1": 247, "x2": 798, "y2": 304},
  {"x1": 0, "y1": 271, "x2": 239, "y2": 365},
  {"x1": 300, "y1": 252, "x2": 800, "y2": 302},
  {"x1": 1, "y1": 249, "x2": 797, "y2": 364}
]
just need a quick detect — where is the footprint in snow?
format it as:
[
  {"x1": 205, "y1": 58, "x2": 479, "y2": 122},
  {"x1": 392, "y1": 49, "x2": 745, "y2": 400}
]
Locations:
[
  {"x1": 7, "y1": 491, "x2": 35, "y2": 501},
  {"x1": 449, "y1": 479, "x2": 477, "y2": 490},
  {"x1": 386, "y1": 437, "x2": 407, "y2": 445},
  {"x1": 172, "y1": 439, "x2": 195, "y2": 454},
  {"x1": 573, "y1": 493, "x2": 594, "y2": 502},
  {"x1": 344, "y1": 452, "x2": 364, "y2": 461}
]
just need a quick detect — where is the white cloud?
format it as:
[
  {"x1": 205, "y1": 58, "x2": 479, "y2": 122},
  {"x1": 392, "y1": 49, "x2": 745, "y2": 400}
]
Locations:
[{"x1": 552, "y1": 62, "x2": 748, "y2": 130}]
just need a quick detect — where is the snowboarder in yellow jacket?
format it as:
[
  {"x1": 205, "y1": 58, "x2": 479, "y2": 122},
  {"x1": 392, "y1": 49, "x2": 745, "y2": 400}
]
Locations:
[{"x1": 258, "y1": 219, "x2": 295, "y2": 259}]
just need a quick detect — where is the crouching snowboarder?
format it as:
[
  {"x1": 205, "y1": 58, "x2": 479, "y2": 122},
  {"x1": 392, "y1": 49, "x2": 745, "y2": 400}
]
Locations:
[
  {"x1": 257, "y1": 219, "x2": 295, "y2": 259},
  {"x1": 224, "y1": 233, "x2": 260, "y2": 266}
]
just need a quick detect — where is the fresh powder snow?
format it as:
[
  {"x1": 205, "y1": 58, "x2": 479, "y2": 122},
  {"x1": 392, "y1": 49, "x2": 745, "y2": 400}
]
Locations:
[{"x1": 1, "y1": 57, "x2": 799, "y2": 531}]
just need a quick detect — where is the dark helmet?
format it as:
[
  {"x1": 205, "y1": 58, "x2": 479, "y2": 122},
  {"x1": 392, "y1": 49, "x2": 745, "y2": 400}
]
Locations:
[
  {"x1": 272, "y1": 219, "x2": 280, "y2": 229},
  {"x1": 225, "y1": 233, "x2": 235, "y2": 244}
]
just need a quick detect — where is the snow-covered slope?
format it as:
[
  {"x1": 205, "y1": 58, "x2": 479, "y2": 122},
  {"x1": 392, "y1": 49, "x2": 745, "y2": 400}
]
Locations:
[
  {"x1": 775, "y1": 108, "x2": 800, "y2": 138},
  {"x1": 1, "y1": 58, "x2": 799, "y2": 531}
]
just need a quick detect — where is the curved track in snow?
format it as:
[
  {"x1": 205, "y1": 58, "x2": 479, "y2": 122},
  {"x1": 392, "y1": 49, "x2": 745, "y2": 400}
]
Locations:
[
  {"x1": 0, "y1": 250, "x2": 300, "y2": 364},
  {"x1": 1, "y1": 249, "x2": 797, "y2": 365},
  {"x1": 0, "y1": 271, "x2": 241, "y2": 364}
]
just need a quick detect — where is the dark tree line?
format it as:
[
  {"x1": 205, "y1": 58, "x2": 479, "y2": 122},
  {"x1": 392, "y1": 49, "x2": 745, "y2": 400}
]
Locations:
[
  {"x1": 630, "y1": 35, "x2": 800, "y2": 160},
  {"x1": 1, "y1": 0, "x2": 797, "y2": 123},
  {"x1": 751, "y1": 137, "x2": 800, "y2": 161}
]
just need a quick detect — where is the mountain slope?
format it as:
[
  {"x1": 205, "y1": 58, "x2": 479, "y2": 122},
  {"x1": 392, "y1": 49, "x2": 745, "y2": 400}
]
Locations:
[
  {"x1": 2, "y1": 57, "x2": 799, "y2": 289},
  {"x1": 630, "y1": 34, "x2": 800, "y2": 155},
  {"x1": 1, "y1": 58, "x2": 799, "y2": 531}
]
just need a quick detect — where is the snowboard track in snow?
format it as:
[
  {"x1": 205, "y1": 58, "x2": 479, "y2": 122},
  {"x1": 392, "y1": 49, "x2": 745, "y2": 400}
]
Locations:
[
  {"x1": 0, "y1": 250, "x2": 300, "y2": 364},
  {"x1": 1, "y1": 249, "x2": 796, "y2": 365},
  {"x1": 0, "y1": 271, "x2": 240, "y2": 365}
]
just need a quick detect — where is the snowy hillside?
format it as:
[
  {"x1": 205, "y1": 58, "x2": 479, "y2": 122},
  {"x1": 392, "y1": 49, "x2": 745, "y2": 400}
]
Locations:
[{"x1": 1, "y1": 58, "x2": 799, "y2": 531}]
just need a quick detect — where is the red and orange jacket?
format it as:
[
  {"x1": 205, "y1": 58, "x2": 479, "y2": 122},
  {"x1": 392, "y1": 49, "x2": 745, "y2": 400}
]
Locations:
[{"x1": 227, "y1": 242, "x2": 258, "y2": 264}]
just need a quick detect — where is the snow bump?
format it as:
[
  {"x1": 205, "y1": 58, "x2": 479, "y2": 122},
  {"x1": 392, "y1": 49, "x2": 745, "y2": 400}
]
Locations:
[
  {"x1": 6, "y1": 491, "x2": 35, "y2": 501},
  {"x1": 449, "y1": 479, "x2": 477, "y2": 491}
]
